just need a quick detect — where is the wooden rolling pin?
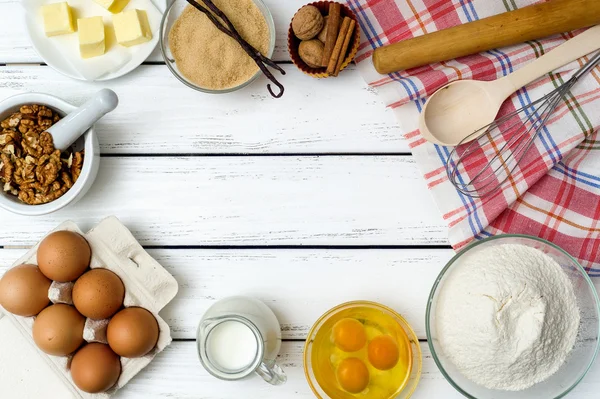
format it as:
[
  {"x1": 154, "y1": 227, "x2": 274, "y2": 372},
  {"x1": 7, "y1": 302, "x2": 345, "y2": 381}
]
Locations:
[{"x1": 372, "y1": 0, "x2": 600, "y2": 74}]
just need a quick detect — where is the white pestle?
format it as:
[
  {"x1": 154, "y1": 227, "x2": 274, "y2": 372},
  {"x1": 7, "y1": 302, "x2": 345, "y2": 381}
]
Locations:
[{"x1": 46, "y1": 89, "x2": 118, "y2": 151}]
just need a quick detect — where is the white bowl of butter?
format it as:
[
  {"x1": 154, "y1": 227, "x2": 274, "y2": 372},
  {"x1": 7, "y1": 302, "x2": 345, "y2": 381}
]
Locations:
[{"x1": 22, "y1": 0, "x2": 164, "y2": 81}]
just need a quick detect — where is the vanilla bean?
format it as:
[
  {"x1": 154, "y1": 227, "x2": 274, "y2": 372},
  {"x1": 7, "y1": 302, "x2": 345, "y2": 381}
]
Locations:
[
  {"x1": 187, "y1": 0, "x2": 284, "y2": 76},
  {"x1": 185, "y1": 0, "x2": 285, "y2": 98},
  {"x1": 186, "y1": 2, "x2": 234, "y2": 41},
  {"x1": 199, "y1": 0, "x2": 283, "y2": 72}
]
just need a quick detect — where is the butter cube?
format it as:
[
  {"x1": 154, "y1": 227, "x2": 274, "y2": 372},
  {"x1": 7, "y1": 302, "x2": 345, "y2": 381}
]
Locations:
[
  {"x1": 113, "y1": 9, "x2": 152, "y2": 47},
  {"x1": 42, "y1": 2, "x2": 75, "y2": 37},
  {"x1": 93, "y1": 0, "x2": 130, "y2": 14},
  {"x1": 77, "y1": 17, "x2": 105, "y2": 59}
]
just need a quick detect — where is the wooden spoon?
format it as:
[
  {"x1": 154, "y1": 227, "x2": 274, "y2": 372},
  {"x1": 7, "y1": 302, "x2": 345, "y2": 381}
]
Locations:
[{"x1": 419, "y1": 25, "x2": 600, "y2": 147}]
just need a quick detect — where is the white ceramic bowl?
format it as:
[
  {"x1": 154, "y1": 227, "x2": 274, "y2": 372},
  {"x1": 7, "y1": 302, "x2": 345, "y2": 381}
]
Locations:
[{"x1": 0, "y1": 93, "x2": 100, "y2": 216}]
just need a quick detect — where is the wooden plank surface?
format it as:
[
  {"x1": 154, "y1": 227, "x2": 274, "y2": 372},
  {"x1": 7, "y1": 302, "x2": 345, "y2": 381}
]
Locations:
[
  {"x1": 0, "y1": 0, "x2": 307, "y2": 63},
  {"x1": 2, "y1": 249, "x2": 600, "y2": 398},
  {"x1": 0, "y1": 248, "x2": 455, "y2": 339},
  {"x1": 0, "y1": 156, "x2": 447, "y2": 246},
  {"x1": 114, "y1": 341, "x2": 464, "y2": 399},
  {"x1": 0, "y1": 65, "x2": 407, "y2": 154},
  {"x1": 4, "y1": 0, "x2": 595, "y2": 397},
  {"x1": 2, "y1": 247, "x2": 598, "y2": 339},
  {"x1": 115, "y1": 341, "x2": 600, "y2": 399}
]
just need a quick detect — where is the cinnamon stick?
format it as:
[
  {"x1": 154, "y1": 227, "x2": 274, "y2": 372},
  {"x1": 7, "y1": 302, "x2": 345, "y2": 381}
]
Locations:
[
  {"x1": 333, "y1": 19, "x2": 356, "y2": 76},
  {"x1": 321, "y1": 3, "x2": 341, "y2": 67},
  {"x1": 326, "y1": 16, "x2": 351, "y2": 75}
]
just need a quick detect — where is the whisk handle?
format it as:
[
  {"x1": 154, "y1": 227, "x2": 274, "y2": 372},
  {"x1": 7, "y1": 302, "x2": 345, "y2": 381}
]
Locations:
[{"x1": 499, "y1": 24, "x2": 600, "y2": 97}]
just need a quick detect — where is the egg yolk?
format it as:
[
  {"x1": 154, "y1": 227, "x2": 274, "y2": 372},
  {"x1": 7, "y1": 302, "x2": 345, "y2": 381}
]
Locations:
[
  {"x1": 336, "y1": 357, "x2": 369, "y2": 393},
  {"x1": 368, "y1": 335, "x2": 399, "y2": 370},
  {"x1": 332, "y1": 318, "x2": 367, "y2": 352}
]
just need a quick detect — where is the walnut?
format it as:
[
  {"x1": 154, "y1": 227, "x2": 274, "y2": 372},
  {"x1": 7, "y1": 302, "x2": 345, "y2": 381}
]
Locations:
[
  {"x1": 292, "y1": 5, "x2": 324, "y2": 40},
  {"x1": 37, "y1": 106, "x2": 53, "y2": 118},
  {"x1": 35, "y1": 150, "x2": 61, "y2": 186},
  {"x1": 38, "y1": 107, "x2": 54, "y2": 130},
  {"x1": 61, "y1": 171, "x2": 74, "y2": 189},
  {"x1": 21, "y1": 162, "x2": 36, "y2": 184},
  {"x1": 19, "y1": 118, "x2": 36, "y2": 134},
  {"x1": 1, "y1": 129, "x2": 21, "y2": 148},
  {"x1": 17, "y1": 188, "x2": 34, "y2": 204},
  {"x1": 0, "y1": 104, "x2": 84, "y2": 205},
  {"x1": 41, "y1": 182, "x2": 68, "y2": 204},
  {"x1": 40, "y1": 132, "x2": 55, "y2": 155},
  {"x1": 318, "y1": 16, "x2": 329, "y2": 43},
  {"x1": 12, "y1": 156, "x2": 35, "y2": 186},
  {"x1": 22, "y1": 131, "x2": 42, "y2": 158},
  {"x1": 20, "y1": 104, "x2": 37, "y2": 115},
  {"x1": 298, "y1": 39, "x2": 325, "y2": 68},
  {"x1": 1, "y1": 113, "x2": 22, "y2": 129},
  {"x1": 1, "y1": 153, "x2": 13, "y2": 183},
  {"x1": 71, "y1": 151, "x2": 84, "y2": 182}
]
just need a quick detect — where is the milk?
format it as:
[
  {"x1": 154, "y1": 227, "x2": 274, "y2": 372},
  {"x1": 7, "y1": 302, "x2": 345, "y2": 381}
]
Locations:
[
  {"x1": 197, "y1": 296, "x2": 286, "y2": 384},
  {"x1": 206, "y1": 320, "x2": 259, "y2": 372}
]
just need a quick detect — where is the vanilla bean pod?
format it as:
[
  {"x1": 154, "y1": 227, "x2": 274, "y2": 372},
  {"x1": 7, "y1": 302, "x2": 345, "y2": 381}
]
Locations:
[
  {"x1": 198, "y1": 0, "x2": 285, "y2": 97},
  {"x1": 186, "y1": 0, "x2": 285, "y2": 98},
  {"x1": 199, "y1": 0, "x2": 284, "y2": 73}
]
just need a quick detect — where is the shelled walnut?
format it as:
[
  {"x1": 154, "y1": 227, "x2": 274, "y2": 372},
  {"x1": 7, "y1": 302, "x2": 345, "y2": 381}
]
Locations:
[{"x1": 0, "y1": 105, "x2": 84, "y2": 205}]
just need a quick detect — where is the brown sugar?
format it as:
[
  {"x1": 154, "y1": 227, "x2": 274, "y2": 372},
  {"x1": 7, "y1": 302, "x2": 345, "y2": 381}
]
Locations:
[{"x1": 168, "y1": 0, "x2": 271, "y2": 90}]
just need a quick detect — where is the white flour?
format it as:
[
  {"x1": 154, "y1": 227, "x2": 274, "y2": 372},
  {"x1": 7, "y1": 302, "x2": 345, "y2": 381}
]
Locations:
[{"x1": 436, "y1": 244, "x2": 580, "y2": 391}]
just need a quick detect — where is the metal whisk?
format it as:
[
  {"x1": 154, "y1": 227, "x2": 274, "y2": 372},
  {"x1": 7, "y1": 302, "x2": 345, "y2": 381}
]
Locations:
[{"x1": 446, "y1": 51, "x2": 600, "y2": 198}]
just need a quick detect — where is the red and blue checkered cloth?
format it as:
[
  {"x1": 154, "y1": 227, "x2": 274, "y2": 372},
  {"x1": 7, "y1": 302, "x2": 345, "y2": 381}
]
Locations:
[{"x1": 347, "y1": 0, "x2": 600, "y2": 271}]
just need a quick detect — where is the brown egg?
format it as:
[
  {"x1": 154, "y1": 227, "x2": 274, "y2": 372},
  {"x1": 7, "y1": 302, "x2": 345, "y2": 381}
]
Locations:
[
  {"x1": 73, "y1": 269, "x2": 125, "y2": 320},
  {"x1": 33, "y1": 304, "x2": 85, "y2": 356},
  {"x1": 107, "y1": 307, "x2": 159, "y2": 358},
  {"x1": 0, "y1": 264, "x2": 51, "y2": 316},
  {"x1": 71, "y1": 343, "x2": 121, "y2": 393},
  {"x1": 37, "y1": 231, "x2": 91, "y2": 282}
]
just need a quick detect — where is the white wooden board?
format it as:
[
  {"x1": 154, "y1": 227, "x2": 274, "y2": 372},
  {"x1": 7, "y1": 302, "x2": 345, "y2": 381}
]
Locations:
[
  {"x1": 2, "y1": 249, "x2": 599, "y2": 398},
  {"x1": 0, "y1": 65, "x2": 407, "y2": 154},
  {"x1": 0, "y1": 156, "x2": 447, "y2": 246},
  {"x1": 115, "y1": 340, "x2": 600, "y2": 399},
  {"x1": 0, "y1": 248, "x2": 455, "y2": 339},
  {"x1": 3, "y1": 0, "x2": 595, "y2": 397},
  {"x1": 0, "y1": 0, "x2": 311, "y2": 63},
  {"x1": 114, "y1": 341, "x2": 466, "y2": 399},
  {"x1": 1, "y1": 247, "x2": 597, "y2": 338}
]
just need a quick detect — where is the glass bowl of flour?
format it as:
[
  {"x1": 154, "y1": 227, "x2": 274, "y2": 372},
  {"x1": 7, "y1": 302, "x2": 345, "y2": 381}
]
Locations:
[{"x1": 426, "y1": 234, "x2": 600, "y2": 398}]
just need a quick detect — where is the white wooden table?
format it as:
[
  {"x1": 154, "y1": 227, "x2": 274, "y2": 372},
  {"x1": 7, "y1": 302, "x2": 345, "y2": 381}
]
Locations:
[{"x1": 1, "y1": 0, "x2": 599, "y2": 397}]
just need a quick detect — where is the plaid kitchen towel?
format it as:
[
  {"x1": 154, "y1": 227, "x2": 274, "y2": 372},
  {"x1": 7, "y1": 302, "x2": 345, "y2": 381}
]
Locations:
[{"x1": 346, "y1": 0, "x2": 600, "y2": 271}]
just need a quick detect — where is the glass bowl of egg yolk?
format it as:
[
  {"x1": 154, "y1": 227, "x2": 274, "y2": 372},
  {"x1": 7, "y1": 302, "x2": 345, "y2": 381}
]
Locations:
[{"x1": 304, "y1": 301, "x2": 422, "y2": 399}]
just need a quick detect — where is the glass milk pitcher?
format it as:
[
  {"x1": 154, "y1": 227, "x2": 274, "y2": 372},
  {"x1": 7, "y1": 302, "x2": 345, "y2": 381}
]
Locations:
[{"x1": 197, "y1": 296, "x2": 287, "y2": 385}]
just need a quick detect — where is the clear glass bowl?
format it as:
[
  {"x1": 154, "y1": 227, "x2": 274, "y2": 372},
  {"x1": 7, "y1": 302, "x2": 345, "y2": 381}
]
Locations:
[
  {"x1": 304, "y1": 301, "x2": 422, "y2": 399},
  {"x1": 426, "y1": 234, "x2": 600, "y2": 399},
  {"x1": 159, "y1": 0, "x2": 276, "y2": 94}
]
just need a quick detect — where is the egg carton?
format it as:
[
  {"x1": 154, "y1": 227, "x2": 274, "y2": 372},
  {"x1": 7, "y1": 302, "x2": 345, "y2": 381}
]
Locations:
[{"x1": 0, "y1": 216, "x2": 179, "y2": 398}]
